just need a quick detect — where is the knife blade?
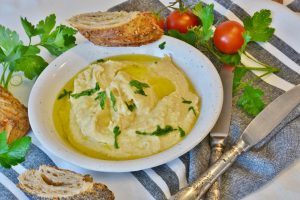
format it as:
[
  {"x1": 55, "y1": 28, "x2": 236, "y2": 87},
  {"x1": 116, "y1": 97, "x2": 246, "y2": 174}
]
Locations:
[
  {"x1": 171, "y1": 84, "x2": 300, "y2": 200},
  {"x1": 206, "y1": 67, "x2": 233, "y2": 200}
]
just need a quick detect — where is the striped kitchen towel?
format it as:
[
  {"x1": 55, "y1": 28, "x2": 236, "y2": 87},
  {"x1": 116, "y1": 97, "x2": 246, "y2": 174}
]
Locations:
[{"x1": 1, "y1": 0, "x2": 299, "y2": 200}]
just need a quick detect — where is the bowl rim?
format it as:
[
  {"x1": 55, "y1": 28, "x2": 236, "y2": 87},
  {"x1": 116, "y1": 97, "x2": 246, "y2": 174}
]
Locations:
[{"x1": 28, "y1": 35, "x2": 223, "y2": 172}]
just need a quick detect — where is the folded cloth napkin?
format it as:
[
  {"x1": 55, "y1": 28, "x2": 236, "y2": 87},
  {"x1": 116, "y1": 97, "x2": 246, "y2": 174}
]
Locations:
[
  {"x1": 109, "y1": 0, "x2": 300, "y2": 199},
  {"x1": 0, "y1": 1, "x2": 299, "y2": 200}
]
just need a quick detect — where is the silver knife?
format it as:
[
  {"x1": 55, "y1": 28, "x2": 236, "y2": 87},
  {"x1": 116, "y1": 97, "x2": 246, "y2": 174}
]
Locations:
[
  {"x1": 171, "y1": 84, "x2": 300, "y2": 200},
  {"x1": 206, "y1": 67, "x2": 233, "y2": 200}
]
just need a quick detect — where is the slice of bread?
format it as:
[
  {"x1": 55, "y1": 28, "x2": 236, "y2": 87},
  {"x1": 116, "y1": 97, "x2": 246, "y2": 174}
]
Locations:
[
  {"x1": 0, "y1": 85, "x2": 30, "y2": 143},
  {"x1": 68, "y1": 11, "x2": 163, "y2": 46},
  {"x1": 18, "y1": 165, "x2": 114, "y2": 200}
]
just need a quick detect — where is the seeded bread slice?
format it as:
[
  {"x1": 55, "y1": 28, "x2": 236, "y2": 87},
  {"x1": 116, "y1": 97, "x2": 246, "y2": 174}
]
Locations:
[
  {"x1": 68, "y1": 11, "x2": 163, "y2": 46},
  {"x1": 18, "y1": 165, "x2": 114, "y2": 200}
]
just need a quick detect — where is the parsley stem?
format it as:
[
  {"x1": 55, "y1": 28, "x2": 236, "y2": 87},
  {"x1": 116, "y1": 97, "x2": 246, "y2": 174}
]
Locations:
[
  {"x1": 4, "y1": 71, "x2": 13, "y2": 89},
  {"x1": 244, "y1": 52, "x2": 278, "y2": 72},
  {"x1": 236, "y1": 65, "x2": 278, "y2": 73},
  {"x1": 0, "y1": 64, "x2": 7, "y2": 85}
]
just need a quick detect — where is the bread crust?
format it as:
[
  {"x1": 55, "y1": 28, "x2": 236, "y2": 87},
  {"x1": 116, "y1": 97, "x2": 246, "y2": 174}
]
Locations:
[
  {"x1": 0, "y1": 85, "x2": 30, "y2": 143},
  {"x1": 18, "y1": 165, "x2": 115, "y2": 200},
  {"x1": 69, "y1": 12, "x2": 163, "y2": 46}
]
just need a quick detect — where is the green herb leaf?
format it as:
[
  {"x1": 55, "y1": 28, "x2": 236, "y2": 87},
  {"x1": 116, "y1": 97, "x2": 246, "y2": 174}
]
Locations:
[
  {"x1": 238, "y1": 31, "x2": 251, "y2": 54},
  {"x1": 0, "y1": 25, "x2": 22, "y2": 56},
  {"x1": 129, "y1": 80, "x2": 150, "y2": 96},
  {"x1": 71, "y1": 83, "x2": 100, "y2": 99},
  {"x1": 188, "y1": 106, "x2": 197, "y2": 116},
  {"x1": 36, "y1": 14, "x2": 56, "y2": 40},
  {"x1": 58, "y1": 89, "x2": 72, "y2": 99},
  {"x1": 159, "y1": 41, "x2": 166, "y2": 50},
  {"x1": 20, "y1": 17, "x2": 37, "y2": 39},
  {"x1": 178, "y1": 126, "x2": 186, "y2": 137},
  {"x1": 0, "y1": 131, "x2": 31, "y2": 169},
  {"x1": 125, "y1": 100, "x2": 136, "y2": 112},
  {"x1": 237, "y1": 85, "x2": 265, "y2": 117},
  {"x1": 0, "y1": 131, "x2": 9, "y2": 154},
  {"x1": 113, "y1": 126, "x2": 121, "y2": 149},
  {"x1": 136, "y1": 125, "x2": 177, "y2": 136},
  {"x1": 192, "y1": 3, "x2": 214, "y2": 43},
  {"x1": 243, "y1": 9, "x2": 275, "y2": 42},
  {"x1": 182, "y1": 97, "x2": 192, "y2": 104},
  {"x1": 14, "y1": 55, "x2": 48, "y2": 80},
  {"x1": 110, "y1": 91, "x2": 117, "y2": 112},
  {"x1": 168, "y1": 29, "x2": 198, "y2": 45},
  {"x1": 40, "y1": 25, "x2": 77, "y2": 56},
  {"x1": 233, "y1": 67, "x2": 248, "y2": 94},
  {"x1": 96, "y1": 59, "x2": 105, "y2": 63},
  {"x1": 95, "y1": 91, "x2": 107, "y2": 110}
]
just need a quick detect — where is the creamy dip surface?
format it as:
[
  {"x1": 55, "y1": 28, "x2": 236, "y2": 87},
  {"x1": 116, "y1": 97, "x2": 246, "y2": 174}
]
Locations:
[{"x1": 53, "y1": 55, "x2": 200, "y2": 160}]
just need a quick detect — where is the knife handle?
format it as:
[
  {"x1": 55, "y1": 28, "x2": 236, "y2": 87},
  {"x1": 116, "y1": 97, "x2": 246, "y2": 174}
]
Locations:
[
  {"x1": 170, "y1": 139, "x2": 248, "y2": 200},
  {"x1": 206, "y1": 139, "x2": 225, "y2": 200}
]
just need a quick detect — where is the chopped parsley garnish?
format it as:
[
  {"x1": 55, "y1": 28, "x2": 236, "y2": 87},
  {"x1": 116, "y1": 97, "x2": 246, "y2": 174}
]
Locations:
[
  {"x1": 188, "y1": 106, "x2": 197, "y2": 116},
  {"x1": 58, "y1": 89, "x2": 72, "y2": 99},
  {"x1": 125, "y1": 100, "x2": 136, "y2": 112},
  {"x1": 0, "y1": 131, "x2": 31, "y2": 168},
  {"x1": 110, "y1": 91, "x2": 117, "y2": 111},
  {"x1": 182, "y1": 97, "x2": 192, "y2": 104},
  {"x1": 129, "y1": 80, "x2": 150, "y2": 96},
  {"x1": 159, "y1": 41, "x2": 166, "y2": 49},
  {"x1": 95, "y1": 91, "x2": 106, "y2": 110},
  {"x1": 96, "y1": 59, "x2": 105, "y2": 63},
  {"x1": 113, "y1": 126, "x2": 121, "y2": 149},
  {"x1": 71, "y1": 83, "x2": 100, "y2": 99},
  {"x1": 136, "y1": 125, "x2": 177, "y2": 136},
  {"x1": 178, "y1": 126, "x2": 186, "y2": 137}
]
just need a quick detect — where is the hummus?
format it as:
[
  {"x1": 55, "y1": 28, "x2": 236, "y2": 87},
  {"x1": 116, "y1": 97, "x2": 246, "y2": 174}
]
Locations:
[{"x1": 53, "y1": 55, "x2": 200, "y2": 160}]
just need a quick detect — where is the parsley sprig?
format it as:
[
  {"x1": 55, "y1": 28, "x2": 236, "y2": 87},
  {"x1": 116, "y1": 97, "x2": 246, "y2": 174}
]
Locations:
[
  {"x1": 168, "y1": 3, "x2": 279, "y2": 116},
  {"x1": 125, "y1": 100, "x2": 136, "y2": 112},
  {"x1": 136, "y1": 125, "x2": 176, "y2": 136},
  {"x1": 110, "y1": 91, "x2": 117, "y2": 112},
  {"x1": 95, "y1": 91, "x2": 107, "y2": 110},
  {"x1": 58, "y1": 89, "x2": 72, "y2": 99},
  {"x1": 0, "y1": 14, "x2": 77, "y2": 89},
  {"x1": 129, "y1": 80, "x2": 150, "y2": 96},
  {"x1": 71, "y1": 83, "x2": 100, "y2": 99},
  {"x1": 0, "y1": 131, "x2": 31, "y2": 168},
  {"x1": 113, "y1": 126, "x2": 121, "y2": 149},
  {"x1": 136, "y1": 125, "x2": 186, "y2": 137}
]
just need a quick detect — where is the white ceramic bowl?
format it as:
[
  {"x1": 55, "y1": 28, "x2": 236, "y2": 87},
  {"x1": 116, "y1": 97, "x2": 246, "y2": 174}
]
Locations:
[{"x1": 29, "y1": 35, "x2": 223, "y2": 172}]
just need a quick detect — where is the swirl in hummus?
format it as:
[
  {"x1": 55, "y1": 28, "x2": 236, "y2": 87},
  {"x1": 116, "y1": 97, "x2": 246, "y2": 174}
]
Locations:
[{"x1": 53, "y1": 55, "x2": 200, "y2": 160}]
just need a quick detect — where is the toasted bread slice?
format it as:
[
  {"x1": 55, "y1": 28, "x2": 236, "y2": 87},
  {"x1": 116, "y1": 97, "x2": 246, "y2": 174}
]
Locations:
[
  {"x1": 18, "y1": 165, "x2": 114, "y2": 200},
  {"x1": 68, "y1": 11, "x2": 163, "y2": 46},
  {"x1": 0, "y1": 85, "x2": 30, "y2": 143}
]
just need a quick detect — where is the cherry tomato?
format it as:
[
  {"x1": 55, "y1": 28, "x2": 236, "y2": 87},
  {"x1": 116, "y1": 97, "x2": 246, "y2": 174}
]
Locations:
[
  {"x1": 156, "y1": 18, "x2": 165, "y2": 30},
  {"x1": 223, "y1": 64, "x2": 235, "y2": 72},
  {"x1": 213, "y1": 21, "x2": 245, "y2": 54},
  {"x1": 166, "y1": 10, "x2": 199, "y2": 33}
]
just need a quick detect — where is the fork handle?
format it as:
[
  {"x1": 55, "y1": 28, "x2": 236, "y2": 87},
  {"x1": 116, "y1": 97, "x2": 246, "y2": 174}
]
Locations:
[
  {"x1": 206, "y1": 141, "x2": 225, "y2": 200},
  {"x1": 170, "y1": 139, "x2": 248, "y2": 200}
]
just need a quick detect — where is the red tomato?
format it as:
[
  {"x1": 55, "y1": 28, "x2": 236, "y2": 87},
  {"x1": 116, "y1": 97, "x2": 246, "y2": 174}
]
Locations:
[
  {"x1": 166, "y1": 10, "x2": 199, "y2": 33},
  {"x1": 213, "y1": 21, "x2": 245, "y2": 54},
  {"x1": 156, "y1": 18, "x2": 165, "y2": 30}
]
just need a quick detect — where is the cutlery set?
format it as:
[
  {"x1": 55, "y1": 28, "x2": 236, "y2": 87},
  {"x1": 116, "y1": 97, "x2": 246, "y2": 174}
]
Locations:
[{"x1": 172, "y1": 80, "x2": 300, "y2": 200}]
